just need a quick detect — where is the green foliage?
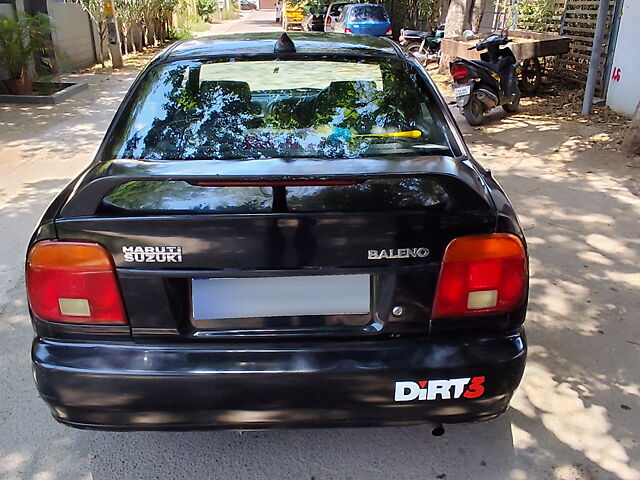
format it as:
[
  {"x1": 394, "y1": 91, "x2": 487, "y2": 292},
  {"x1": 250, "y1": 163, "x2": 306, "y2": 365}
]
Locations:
[
  {"x1": 115, "y1": 0, "x2": 139, "y2": 30},
  {"x1": 196, "y1": 0, "x2": 218, "y2": 19},
  {"x1": 118, "y1": 0, "x2": 180, "y2": 33},
  {"x1": 81, "y1": 0, "x2": 182, "y2": 59},
  {"x1": 175, "y1": 13, "x2": 209, "y2": 38},
  {"x1": 79, "y1": 0, "x2": 107, "y2": 25},
  {"x1": 382, "y1": 0, "x2": 441, "y2": 31},
  {"x1": 516, "y1": 0, "x2": 563, "y2": 32},
  {"x1": 0, "y1": 12, "x2": 53, "y2": 79},
  {"x1": 176, "y1": 87, "x2": 198, "y2": 111},
  {"x1": 78, "y1": 0, "x2": 108, "y2": 65},
  {"x1": 166, "y1": 26, "x2": 190, "y2": 39}
]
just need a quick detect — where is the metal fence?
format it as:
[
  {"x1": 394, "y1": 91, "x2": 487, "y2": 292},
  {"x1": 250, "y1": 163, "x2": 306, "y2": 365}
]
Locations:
[{"x1": 516, "y1": 0, "x2": 620, "y2": 94}]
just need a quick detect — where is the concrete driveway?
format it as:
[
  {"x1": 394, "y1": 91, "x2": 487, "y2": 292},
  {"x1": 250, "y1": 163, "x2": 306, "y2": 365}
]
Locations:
[{"x1": 0, "y1": 11, "x2": 639, "y2": 480}]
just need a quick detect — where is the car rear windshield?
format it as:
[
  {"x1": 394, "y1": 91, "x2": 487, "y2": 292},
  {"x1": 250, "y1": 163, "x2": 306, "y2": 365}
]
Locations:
[
  {"x1": 328, "y1": 3, "x2": 347, "y2": 16},
  {"x1": 349, "y1": 5, "x2": 388, "y2": 22},
  {"x1": 105, "y1": 57, "x2": 453, "y2": 161}
]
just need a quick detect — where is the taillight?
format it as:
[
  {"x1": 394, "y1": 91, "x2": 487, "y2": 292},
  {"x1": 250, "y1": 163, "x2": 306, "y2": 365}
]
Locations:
[
  {"x1": 344, "y1": 27, "x2": 352, "y2": 34},
  {"x1": 451, "y1": 63, "x2": 470, "y2": 82},
  {"x1": 385, "y1": 27, "x2": 393, "y2": 36},
  {"x1": 432, "y1": 234, "x2": 527, "y2": 319},
  {"x1": 326, "y1": 16, "x2": 331, "y2": 24},
  {"x1": 26, "y1": 241, "x2": 127, "y2": 325}
]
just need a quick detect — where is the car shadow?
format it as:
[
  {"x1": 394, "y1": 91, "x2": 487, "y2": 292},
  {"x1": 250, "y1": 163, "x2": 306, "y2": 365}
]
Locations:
[{"x1": 76, "y1": 415, "x2": 516, "y2": 479}]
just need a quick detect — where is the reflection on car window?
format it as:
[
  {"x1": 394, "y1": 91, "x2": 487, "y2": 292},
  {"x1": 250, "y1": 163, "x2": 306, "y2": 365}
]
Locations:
[
  {"x1": 349, "y1": 6, "x2": 388, "y2": 22},
  {"x1": 103, "y1": 179, "x2": 450, "y2": 213},
  {"x1": 329, "y1": 3, "x2": 346, "y2": 16},
  {"x1": 106, "y1": 58, "x2": 452, "y2": 161}
]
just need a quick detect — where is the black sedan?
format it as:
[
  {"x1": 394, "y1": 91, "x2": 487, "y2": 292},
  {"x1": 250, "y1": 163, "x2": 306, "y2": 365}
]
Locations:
[{"x1": 27, "y1": 32, "x2": 528, "y2": 432}]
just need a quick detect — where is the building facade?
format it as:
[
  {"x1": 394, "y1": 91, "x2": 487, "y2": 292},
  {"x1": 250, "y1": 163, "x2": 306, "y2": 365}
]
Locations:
[{"x1": 606, "y1": 0, "x2": 639, "y2": 117}]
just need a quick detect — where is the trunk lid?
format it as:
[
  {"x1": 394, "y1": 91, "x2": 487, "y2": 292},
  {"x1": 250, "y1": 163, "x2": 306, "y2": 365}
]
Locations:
[{"x1": 54, "y1": 157, "x2": 496, "y2": 339}]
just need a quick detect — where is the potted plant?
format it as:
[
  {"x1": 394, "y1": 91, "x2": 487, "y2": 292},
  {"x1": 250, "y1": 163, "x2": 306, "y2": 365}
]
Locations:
[{"x1": 0, "y1": 12, "x2": 52, "y2": 95}]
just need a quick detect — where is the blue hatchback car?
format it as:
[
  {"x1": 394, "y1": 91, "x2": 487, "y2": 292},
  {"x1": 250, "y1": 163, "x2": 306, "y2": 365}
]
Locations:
[{"x1": 335, "y1": 3, "x2": 392, "y2": 37}]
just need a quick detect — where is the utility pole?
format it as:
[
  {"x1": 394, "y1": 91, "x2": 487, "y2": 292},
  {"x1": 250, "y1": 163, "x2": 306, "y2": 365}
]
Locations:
[
  {"x1": 103, "y1": 0, "x2": 124, "y2": 69},
  {"x1": 581, "y1": 0, "x2": 608, "y2": 115}
]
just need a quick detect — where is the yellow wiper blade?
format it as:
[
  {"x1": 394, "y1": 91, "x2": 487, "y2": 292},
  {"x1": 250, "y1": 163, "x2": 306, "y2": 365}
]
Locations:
[{"x1": 354, "y1": 130, "x2": 422, "y2": 139}]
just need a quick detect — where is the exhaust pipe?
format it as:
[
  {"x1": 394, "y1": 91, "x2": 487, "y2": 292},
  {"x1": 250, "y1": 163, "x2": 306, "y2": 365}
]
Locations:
[
  {"x1": 431, "y1": 423, "x2": 445, "y2": 437},
  {"x1": 475, "y1": 89, "x2": 498, "y2": 109}
]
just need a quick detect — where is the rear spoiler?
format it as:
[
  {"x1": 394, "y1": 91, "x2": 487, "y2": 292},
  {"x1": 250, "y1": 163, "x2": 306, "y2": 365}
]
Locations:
[{"x1": 59, "y1": 156, "x2": 494, "y2": 217}]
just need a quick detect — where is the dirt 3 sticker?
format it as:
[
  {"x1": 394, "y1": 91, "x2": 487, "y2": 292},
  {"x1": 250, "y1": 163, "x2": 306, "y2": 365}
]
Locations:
[{"x1": 394, "y1": 376, "x2": 485, "y2": 401}]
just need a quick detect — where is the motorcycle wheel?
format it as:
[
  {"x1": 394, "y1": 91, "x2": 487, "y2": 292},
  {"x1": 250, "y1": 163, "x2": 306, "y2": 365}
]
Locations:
[
  {"x1": 519, "y1": 58, "x2": 541, "y2": 95},
  {"x1": 463, "y1": 97, "x2": 484, "y2": 126},
  {"x1": 407, "y1": 44, "x2": 428, "y2": 66},
  {"x1": 503, "y1": 85, "x2": 521, "y2": 113}
]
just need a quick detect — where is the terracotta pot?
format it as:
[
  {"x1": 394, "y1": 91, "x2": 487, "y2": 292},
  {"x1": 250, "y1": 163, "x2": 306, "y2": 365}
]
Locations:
[{"x1": 3, "y1": 72, "x2": 33, "y2": 95}]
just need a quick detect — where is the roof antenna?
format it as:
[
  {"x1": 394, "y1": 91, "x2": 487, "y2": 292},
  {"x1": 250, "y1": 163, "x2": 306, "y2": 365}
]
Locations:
[{"x1": 274, "y1": 32, "x2": 296, "y2": 53}]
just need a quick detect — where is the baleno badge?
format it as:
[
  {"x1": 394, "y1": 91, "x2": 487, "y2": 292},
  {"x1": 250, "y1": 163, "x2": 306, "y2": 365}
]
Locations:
[
  {"x1": 368, "y1": 248, "x2": 429, "y2": 260},
  {"x1": 122, "y1": 246, "x2": 183, "y2": 263}
]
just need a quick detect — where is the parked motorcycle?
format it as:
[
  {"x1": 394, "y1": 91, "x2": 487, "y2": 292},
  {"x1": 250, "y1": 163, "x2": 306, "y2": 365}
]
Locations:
[
  {"x1": 400, "y1": 25, "x2": 444, "y2": 66},
  {"x1": 450, "y1": 34, "x2": 522, "y2": 126}
]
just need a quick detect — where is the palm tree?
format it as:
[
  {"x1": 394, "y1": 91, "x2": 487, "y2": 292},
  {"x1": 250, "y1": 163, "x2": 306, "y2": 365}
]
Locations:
[{"x1": 0, "y1": 12, "x2": 53, "y2": 94}]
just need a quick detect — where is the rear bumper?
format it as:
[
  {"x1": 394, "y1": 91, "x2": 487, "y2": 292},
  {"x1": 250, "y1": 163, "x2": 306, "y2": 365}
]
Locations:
[{"x1": 32, "y1": 331, "x2": 526, "y2": 430}]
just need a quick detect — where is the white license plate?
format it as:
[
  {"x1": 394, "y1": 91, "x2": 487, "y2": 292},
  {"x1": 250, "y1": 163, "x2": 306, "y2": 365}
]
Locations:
[
  {"x1": 455, "y1": 85, "x2": 472, "y2": 96},
  {"x1": 192, "y1": 275, "x2": 371, "y2": 320}
]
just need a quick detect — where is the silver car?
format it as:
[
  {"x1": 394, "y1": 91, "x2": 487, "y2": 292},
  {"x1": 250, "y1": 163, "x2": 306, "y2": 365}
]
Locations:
[{"x1": 324, "y1": 2, "x2": 352, "y2": 32}]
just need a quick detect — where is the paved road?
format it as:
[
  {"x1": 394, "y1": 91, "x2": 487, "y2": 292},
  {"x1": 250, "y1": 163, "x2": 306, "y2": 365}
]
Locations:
[
  {"x1": 1, "y1": 11, "x2": 639, "y2": 480},
  {"x1": 197, "y1": 9, "x2": 282, "y2": 35}
]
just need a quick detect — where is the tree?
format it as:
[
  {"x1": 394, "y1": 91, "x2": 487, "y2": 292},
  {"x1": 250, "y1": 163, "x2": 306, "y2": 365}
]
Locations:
[
  {"x1": 116, "y1": 0, "x2": 138, "y2": 55},
  {"x1": 380, "y1": 0, "x2": 445, "y2": 34},
  {"x1": 442, "y1": 0, "x2": 485, "y2": 38},
  {"x1": 438, "y1": 0, "x2": 450, "y2": 23},
  {"x1": 622, "y1": 103, "x2": 640, "y2": 156},
  {"x1": 80, "y1": 0, "x2": 108, "y2": 67},
  {"x1": 439, "y1": 0, "x2": 486, "y2": 71},
  {"x1": 443, "y1": 0, "x2": 471, "y2": 38},
  {"x1": 469, "y1": 0, "x2": 486, "y2": 32},
  {"x1": 155, "y1": 0, "x2": 179, "y2": 44}
]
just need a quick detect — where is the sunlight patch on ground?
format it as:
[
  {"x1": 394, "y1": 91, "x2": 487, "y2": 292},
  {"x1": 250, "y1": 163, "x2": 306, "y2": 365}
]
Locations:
[
  {"x1": 509, "y1": 468, "x2": 529, "y2": 480},
  {"x1": 604, "y1": 271, "x2": 640, "y2": 290},
  {"x1": 576, "y1": 250, "x2": 615, "y2": 266},
  {"x1": 484, "y1": 117, "x2": 561, "y2": 136},
  {"x1": 526, "y1": 279, "x2": 601, "y2": 333},
  {"x1": 0, "y1": 451, "x2": 31, "y2": 474},
  {"x1": 33, "y1": 471, "x2": 55, "y2": 480},
  {"x1": 515, "y1": 361, "x2": 640, "y2": 480},
  {"x1": 585, "y1": 234, "x2": 637, "y2": 259},
  {"x1": 613, "y1": 382, "x2": 640, "y2": 398},
  {"x1": 511, "y1": 424, "x2": 538, "y2": 449}
]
